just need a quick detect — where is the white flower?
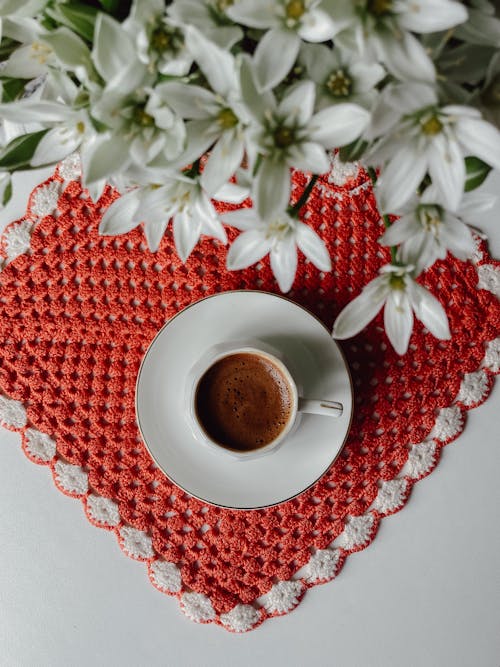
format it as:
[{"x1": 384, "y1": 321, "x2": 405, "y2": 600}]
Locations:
[
  {"x1": 300, "y1": 42, "x2": 385, "y2": 109},
  {"x1": 124, "y1": 0, "x2": 193, "y2": 76},
  {"x1": 91, "y1": 13, "x2": 150, "y2": 96},
  {"x1": 157, "y1": 27, "x2": 247, "y2": 194},
  {"x1": 100, "y1": 172, "x2": 247, "y2": 258},
  {"x1": 380, "y1": 187, "x2": 495, "y2": 273},
  {"x1": 87, "y1": 85, "x2": 186, "y2": 185},
  {"x1": 227, "y1": 0, "x2": 337, "y2": 90},
  {"x1": 331, "y1": 0, "x2": 468, "y2": 82},
  {"x1": 81, "y1": 14, "x2": 188, "y2": 185},
  {"x1": 222, "y1": 206, "x2": 331, "y2": 292},
  {"x1": 168, "y1": 0, "x2": 243, "y2": 49},
  {"x1": 0, "y1": 16, "x2": 53, "y2": 79},
  {"x1": 0, "y1": 99, "x2": 96, "y2": 166},
  {"x1": 332, "y1": 263, "x2": 450, "y2": 355},
  {"x1": 240, "y1": 57, "x2": 370, "y2": 219},
  {"x1": 370, "y1": 83, "x2": 500, "y2": 212}
]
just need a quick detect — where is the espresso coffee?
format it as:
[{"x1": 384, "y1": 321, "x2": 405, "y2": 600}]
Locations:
[{"x1": 195, "y1": 352, "x2": 293, "y2": 452}]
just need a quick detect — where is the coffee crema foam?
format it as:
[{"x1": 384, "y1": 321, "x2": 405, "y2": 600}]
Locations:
[{"x1": 195, "y1": 353, "x2": 293, "y2": 452}]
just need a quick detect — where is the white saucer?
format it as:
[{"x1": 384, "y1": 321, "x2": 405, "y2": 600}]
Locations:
[{"x1": 135, "y1": 291, "x2": 353, "y2": 509}]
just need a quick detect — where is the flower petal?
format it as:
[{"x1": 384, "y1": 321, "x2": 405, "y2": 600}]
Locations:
[
  {"x1": 0, "y1": 100, "x2": 74, "y2": 123},
  {"x1": 82, "y1": 134, "x2": 131, "y2": 185},
  {"x1": 458, "y1": 191, "x2": 496, "y2": 221},
  {"x1": 295, "y1": 223, "x2": 331, "y2": 271},
  {"x1": 379, "y1": 214, "x2": 422, "y2": 246},
  {"x1": 184, "y1": 26, "x2": 238, "y2": 98},
  {"x1": 332, "y1": 276, "x2": 389, "y2": 339},
  {"x1": 155, "y1": 82, "x2": 216, "y2": 119},
  {"x1": 201, "y1": 132, "x2": 244, "y2": 196},
  {"x1": 42, "y1": 26, "x2": 91, "y2": 74},
  {"x1": 287, "y1": 141, "x2": 330, "y2": 173},
  {"x1": 220, "y1": 208, "x2": 261, "y2": 231},
  {"x1": 279, "y1": 80, "x2": 315, "y2": 125},
  {"x1": 442, "y1": 105, "x2": 482, "y2": 119},
  {"x1": 350, "y1": 62, "x2": 385, "y2": 92},
  {"x1": 1, "y1": 44, "x2": 48, "y2": 79},
  {"x1": 427, "y1": 134, "x2": 465, "y2": 211},
  {"x1": 384, "y1": 292, "x2": 414, "y2": 355},
  {"x1": 455, "y1": 116, "x2": 500, "y2": 171},
  {"x1": 254, "y1": 159, "x2": 291, "y2": 221},
  {"x1": 173, "y1": 209, "x2": 202, "y2": 263},
  {"x1": 396, "y1": 0, "x2": 468, "y2": 33},
  {"x1": 239, "y1": 54, "x2": 276, "y2": 123},
  {"x1": 99, "y1": 190, "x2": 141, "y2": 235},
  {"x1": 144, "y1": 218, "x2": 169, "y2": 252},
  {"x1": 300, "y1": 43, "x2": 335, "y2": 83},
  {"x1": 408, "y1": 281, "x2": 451, "y2": 339},
  {"x1": 309, "y1": 103, "x2": 370, "y2": 148},
  {"x1": 254, "y1": 28, "x2": 300, "y2": 91},
  {"x1": 196, "y1": 195, "x2": 227, "y2": 243},
  {"x1": 372, "y1": 31, "x2": 435, "y2": 82},
  {"x1": 440, "y1": 217, "x2": 475, "y2": 259},
  {"x1": 169, "y1": 118, "x2": 219, "y2": 170},
  {"x1": 376, "y1": 148, "x2": 428, "y2": 213},
  {"x1": 270, "y1": 235, "x2": 298, "y2": 292},
  {"x1": 385, "y1": 82, "x2": 438, "y2": 115},
  {"x1": 399, "y1": 232, "x2": 438, "y2": 274},
  {"x1": 139, "y1": 185, "x2": 177, "y2": 224},
  {"x1": 226, "y1": 229, "x2": 272, "y2": 270},
  {"x1": 31, "y1": 126, "x2": 81, "y2": 166},
  {"x1": 213, "y1": 181, "x2": 249, "y2": 204},
  {"x1": 298, "y1": 8, "x2": 337, "y2": 42},
  {"x1": 226, "y1": 0, "x2": 279, "y2": 29},
  {"x1": 92, "y1": 14, "x2": 137, "y2": 84}
]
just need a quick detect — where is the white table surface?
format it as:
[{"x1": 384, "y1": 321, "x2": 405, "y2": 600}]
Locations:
[{"x1": 0, "y1": 168, "x2": 499, "y2": 667}]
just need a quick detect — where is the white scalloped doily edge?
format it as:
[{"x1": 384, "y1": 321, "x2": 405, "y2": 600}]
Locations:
[{"x1": 0, "y1": 161, "x2": 498, "y2": 633}]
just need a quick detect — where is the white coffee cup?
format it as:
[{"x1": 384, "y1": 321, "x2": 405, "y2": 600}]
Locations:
[{"x1": 186, "y1": 341, "x2": 343, "y2": 460}]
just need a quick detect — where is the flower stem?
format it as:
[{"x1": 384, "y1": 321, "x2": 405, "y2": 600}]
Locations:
[
  {"x1": 290, "y1": 174, "x2": 318, "y2": 217},
  {"x1": 367, "y1": 166, "x2": 397, "y2": 262}
]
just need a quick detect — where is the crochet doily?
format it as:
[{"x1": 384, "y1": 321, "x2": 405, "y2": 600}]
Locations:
[{"x1": 0, "y1": 154, "x2": 499, "y2": 633}]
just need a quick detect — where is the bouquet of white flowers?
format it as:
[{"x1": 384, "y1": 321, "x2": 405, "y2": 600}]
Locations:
[{"x1": 0, "y1": 0, "x2": 499, "y2": 354}]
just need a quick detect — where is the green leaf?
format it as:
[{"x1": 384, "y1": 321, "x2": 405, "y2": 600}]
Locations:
[
  {"x1": 339, "y1": 138, "x2": 369, "y2": 162},
  {"x1": 0, "y1": 130, "x2": 49, "y2": 170},
  {"x1": 2, "y1": 177, "x2": 12, "y2": 207},
  {"x1": 464, "y1": 156, "x2": 492, "y2": 192},
  {"x1": 0, "y1": 38, "x2": 19, "y2": 59},
  {"x1": 45, "y1": 3, "x2": 98, "y2": 42},
  {"x1": 98, "y1": 0, "x2": 119, "y2": 13},
  {"x1": 1, "y1": 78, "x2": 26, "y2": 102}
]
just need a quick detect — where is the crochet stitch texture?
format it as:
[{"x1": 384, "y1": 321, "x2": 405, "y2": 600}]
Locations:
[{"x1": 0, "y1": 158, "x2": 498, "y2": 631}]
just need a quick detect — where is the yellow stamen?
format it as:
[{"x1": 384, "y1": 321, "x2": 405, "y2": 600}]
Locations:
[
  {"x1": 286, "y1": 0, "x2": 306, "y2": 21},
  {"x1": 266, "y1": 218, "x2": 291, "y2": 240},
  {"x1": 133, "y1": 107, "x2": 155, "y2": 127},
  {"x1": 217, "y1": 108, "x2": 238, "y2": 129},
  {"x1": 326, "y1": 69, "x2": 352, "y2": 97},
  {"x1": 389, "y1": 275, "x2": 406, "y2": 290},
  {"x1": 421, "y1": 115, "x2": 443, "y2": 135},
  {"x1": 31, "y1": 41, "x2": 52, "y2": 65},
  {"x1": 215, "y1": 0, "x2": 234, "y2": 10}
]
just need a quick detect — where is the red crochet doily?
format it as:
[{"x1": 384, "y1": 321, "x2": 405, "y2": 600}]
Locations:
[{"x1": 0, "y1": 157, "x2": 499, "y2": 632}]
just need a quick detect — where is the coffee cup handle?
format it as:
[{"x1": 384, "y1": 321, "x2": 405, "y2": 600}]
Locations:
[{"x1": 298, "y1": 398, "x2": 343, "y2": 418}]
